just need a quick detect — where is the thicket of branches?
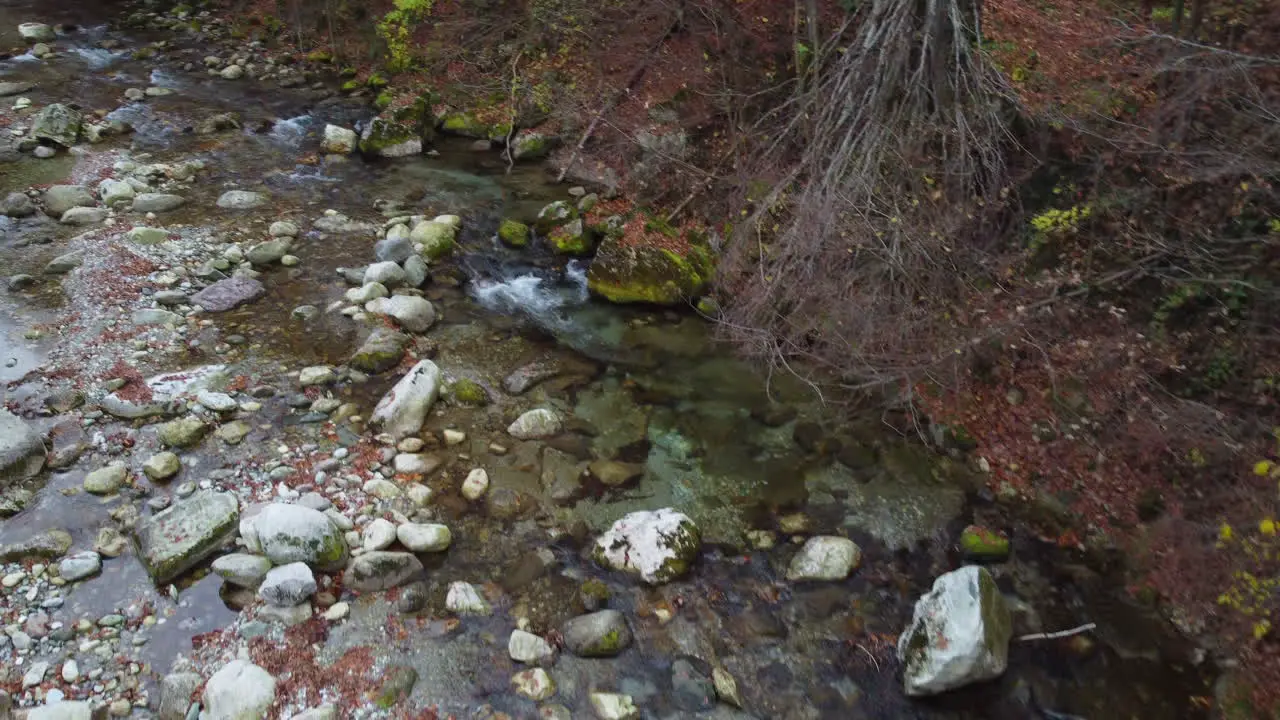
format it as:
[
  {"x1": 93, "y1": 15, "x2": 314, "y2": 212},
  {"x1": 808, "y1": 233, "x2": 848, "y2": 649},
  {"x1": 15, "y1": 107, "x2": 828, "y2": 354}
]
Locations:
[{"x1": 716, "y1": 0, "x2": 1019, "y2": 390}]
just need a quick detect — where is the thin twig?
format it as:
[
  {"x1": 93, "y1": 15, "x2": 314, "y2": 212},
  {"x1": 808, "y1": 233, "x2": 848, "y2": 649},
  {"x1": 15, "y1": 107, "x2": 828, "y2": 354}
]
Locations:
[{"x1": 1017, "y1": 622, "x2": 1097, "y2": 642}]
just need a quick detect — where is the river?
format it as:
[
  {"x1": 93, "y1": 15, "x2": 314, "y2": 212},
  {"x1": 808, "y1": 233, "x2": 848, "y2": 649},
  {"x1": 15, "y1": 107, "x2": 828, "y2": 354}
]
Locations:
[{"x1": 0, "y1": 2, "x2": 1213, "y2": 718}]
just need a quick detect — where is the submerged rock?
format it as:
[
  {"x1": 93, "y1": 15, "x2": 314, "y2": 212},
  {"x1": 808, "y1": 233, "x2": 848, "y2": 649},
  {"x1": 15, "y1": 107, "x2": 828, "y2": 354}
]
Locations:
[
  {"x1": 133, "y1": 490, "x2": 240, "y2": 584},
  {"x1": 562, "y1": 610, "x2": 632, "y2": 657},
  {"x1": 786, "y1": 536, "x2": 862, "y2": 581},
  {"x1": 202, "y1": 660, "x2": 276, "y2": 720},
  {"x1": 0, "y1": 408, "x2": 45, "y2": 489},
  {"x1": 217, "y1": 190, "x2": 268, "y2": 210},
  {"x1": 897, "y1": 565, "x2": 1013, "y2": 696},
  {"x1": 498, "y1": 218, "x2": 530, "y2": 248},
  {"x1": 131, "y1": 193, "x2": 187, "y2": 213},
  {"x1": 0, "y1": 529, "x2": 72, "y2": 562},
  {"x1": 156, "y1": 416, "x2": 208, "y2": 448},
  {"x1": 507, "y1": 408, "x2": 562, "y2": 440},
  {"x1": 83, "y1": 462, "x2": 128, "y2": 494},
  {"x1": 343, "y1": 551, "x2": 423, "y2": 591},
  {"x1": 590, "y1": 693, "x2": 639, "y2": 720},
  {"x1": 58, "y1": 551, "x2": 102, "y2": 582},
  {"x1": 445, "y1": 581, "x2": 491, "y2": 615},
  {"x1": 593, "y1": 508, "x2": 701, "y2": 584},
  {"x1": 370, "y1": 360, "x2": 441, "y2": 439},
  {"x1": 508, "y1": 629, "x2": 556, "y2": 664}
]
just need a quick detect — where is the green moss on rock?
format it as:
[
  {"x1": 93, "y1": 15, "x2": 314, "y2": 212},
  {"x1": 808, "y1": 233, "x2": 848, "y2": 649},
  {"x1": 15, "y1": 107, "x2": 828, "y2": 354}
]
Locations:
[
  {"x1": 447, "y1": 378, "x2": 489, "y2": 406},
  {"x1": 498, "y1": 219, "x2": 530, "y2": 248},
  {"x1": 960, "y1": 525, "x2": 1010, "y2": 560},
  {"x1": 586, "y1": 238, "x2": 714, "y2": 306},
  {"x1": 440, "y1": 112, "x2": 510, "y2": 140},
  {"x1": 548, "y1": 218, "x2": 594, "y2": 255}
]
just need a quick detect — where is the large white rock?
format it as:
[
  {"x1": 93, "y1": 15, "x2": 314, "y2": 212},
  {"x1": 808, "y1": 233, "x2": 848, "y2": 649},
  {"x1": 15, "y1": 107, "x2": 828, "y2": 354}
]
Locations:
[
  {"x1": 363, "y1": 261, "x2": 407, "y2": 288},
  {"x1": 396, "y1": 523, "x2": 451, "y2": 552},
  {"x1": 370, "y1": 360, "x2": 441, "y2": 439},
  {"x1": 258, "y1": 561, "x2": 317, "y2": 607},
  {"x1": 321, "y1": 124, "x2": 358, "y2": 154},
  {"x1": 202, "y1": 660, "x2": 276, "y2": 720},
  {"x1": 897, "y1": 565, "x2": 1013, "y2": 696},
  {"x1": 445, "y1": 581, "x2": 491, "y2": 615},
  {"x1": 785, "y1": 536, "x2": 861, "y2": 581},
  {"x1": 246, "y1": 503, "x2": 349, "y2": 571},
  {"x1": 592, "y1": 508, "x2": 701, "y2": 584},
  {"x1": 362, "y1": 518, "x2": 397, "y2": 551},
  {"x1": 365, "y1": 295, "x2": 435, "y2": 333},
  {"x1": 507, "y1": 408, "x2": 562, "y2": 440},
  {"x1": 19, "y1": 23, "x2": 56, "y2": 42},
  {"x1": 508, "y1": 629, "x2": 555, "y2": 664}
]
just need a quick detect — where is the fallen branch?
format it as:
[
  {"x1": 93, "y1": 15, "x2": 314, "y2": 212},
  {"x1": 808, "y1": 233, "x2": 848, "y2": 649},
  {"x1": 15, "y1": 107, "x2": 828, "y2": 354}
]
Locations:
[
  {"x1": 1016, "y1": 622, "x2": 1096, "y2": 642},
  {"x1": 502, "y1": 50, "x2": 524, "y2": 175}
]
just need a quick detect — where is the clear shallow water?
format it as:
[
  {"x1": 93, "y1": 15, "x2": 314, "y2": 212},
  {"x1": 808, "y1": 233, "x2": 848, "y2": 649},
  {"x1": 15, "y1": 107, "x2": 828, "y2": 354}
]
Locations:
[{"x1": 0, "y1": 3, "x2": 1217, "y2": 718}]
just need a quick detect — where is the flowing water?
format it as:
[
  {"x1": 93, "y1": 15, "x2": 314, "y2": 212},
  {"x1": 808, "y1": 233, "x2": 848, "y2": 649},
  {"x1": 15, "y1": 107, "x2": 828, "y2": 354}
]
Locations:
[{"x1": 0, "y1": 3, "x2": 1214, "y2": 718}]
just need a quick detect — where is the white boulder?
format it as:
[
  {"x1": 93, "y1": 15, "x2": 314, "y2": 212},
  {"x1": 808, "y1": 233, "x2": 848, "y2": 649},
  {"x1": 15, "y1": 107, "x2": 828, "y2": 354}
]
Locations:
[
  {"x1": 202, "y1": 660, "x2": 276, "y2": 720},
  {"x1": 785, "y1": 536, "x2": 862, "y2": 581},
  {"x1": 897, "y1": 565, "x2": 1013, "y2": 696},
  {"x1": 370, "y1": 360, "x2": 441, "y2": 439},
  {"x1": 592, "y1": 508, "x2": 701, "y2": 584},
  {"x1": 321, "y1": 124, "x2": 358, "y2": 154}
]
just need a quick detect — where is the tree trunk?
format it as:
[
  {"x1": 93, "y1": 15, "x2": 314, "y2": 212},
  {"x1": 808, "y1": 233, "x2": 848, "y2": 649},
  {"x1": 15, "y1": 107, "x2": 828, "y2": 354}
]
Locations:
[
  {"x1": 1186, "y1": 0, "x2": 1208, "y2": 39},
  {"x1": 1171, "y1": 0, "x2": 1185, "y2": 35}
]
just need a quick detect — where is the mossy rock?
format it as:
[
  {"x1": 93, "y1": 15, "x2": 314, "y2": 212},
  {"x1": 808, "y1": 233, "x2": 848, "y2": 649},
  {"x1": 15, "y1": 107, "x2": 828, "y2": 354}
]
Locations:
[
  {"x1": 371, "y1": 665, "x2": 417, "y2": 708},
  {"x1": 366, "y1": 72, "x2": 389, "y2": 89},
  {"x1": 535, "y1": 200, "x2": 577, "y2": 234},
  {"x1": 510, "y1": 132, "x2": 557, "y2": 160},
  {"x1": 959, "y1": 525, "x2": 1010, "y2": 560},
  {"x1": 340, "y1": 79, "x2": 361, "y2": 93},
  {"x1": 498, "y1": 219, "x2": 530, "y2": 248},
  {"x1": 547, "y1": 218, "x2": 594, "y2": 255},
  {"x1": 306, "y1": 50, "x2": 333, "y2": 63},
  {"x1": 446, "y1": 378, "x2": 489, "y2": 406},
  {"x1": 358, "y1": 117, "x2": 419, "y2": 157},
  {"x1": 440, "y1": 111, "x2": 511, "y2": 141},
  {"x1": 374, "y1": 92, "x2": 393, "y2": 111},
  {"x1": 410, "y1": 221, "x2": 456, "y2": 261},
  {"x1": 586, "y1": 238, "x2": 714, "y2": 306}
]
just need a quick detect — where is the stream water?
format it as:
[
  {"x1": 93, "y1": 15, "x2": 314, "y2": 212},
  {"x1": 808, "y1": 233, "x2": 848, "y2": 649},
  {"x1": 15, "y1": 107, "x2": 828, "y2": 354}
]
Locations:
[{"x1": 0, "y1": 2, "x2": 1214, "y2": 718}]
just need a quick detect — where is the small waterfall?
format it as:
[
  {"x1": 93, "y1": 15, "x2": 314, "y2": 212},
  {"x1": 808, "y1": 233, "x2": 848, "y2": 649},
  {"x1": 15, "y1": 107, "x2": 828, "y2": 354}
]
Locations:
[
  {"x1": 268, "y1": 115, "x2": 314, "y2": 148},
  {"x1": 471, "y1": 261, "x2": 587, "y2": 323}
]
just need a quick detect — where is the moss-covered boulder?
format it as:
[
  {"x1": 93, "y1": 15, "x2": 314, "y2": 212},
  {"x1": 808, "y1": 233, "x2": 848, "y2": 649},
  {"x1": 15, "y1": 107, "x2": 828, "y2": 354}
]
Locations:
[
  {"x1": 350, "y1": 327, "x2": 410, "y2": 374},
  {"x1": 244, "y1": 503, "x2": 349, "y2": 571},
  {"x1": 410, "y1": 220, "x2": 456, "y2": 261},
  {"x1": 359, "y1": 97, "x2": 434, "y2": 158},
  {"x1": 498, "y1": 219, "x2": 530, "y2": 248},
  {"x1": 510, "y1": 131, "x2": 557, "y2": 160},
  {"x1": 587, "y1": 237, "x2": 713, "y2": 305},
  {"x1": 133, "y1": 491, "x2": 239, "y2": 584},
  {"x1": 547, "y1": 218, "x2": 594, "y2": 255},
  {"x1": 535, "y1": 200, "x2": 577, "y2": 234},
  {"x1": 440, "y1": 111, "x2": 511, "y2": 141}
]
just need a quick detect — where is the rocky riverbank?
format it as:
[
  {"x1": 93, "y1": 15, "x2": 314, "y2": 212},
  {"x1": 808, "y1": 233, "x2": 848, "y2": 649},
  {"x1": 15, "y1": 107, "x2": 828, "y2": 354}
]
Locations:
[{"x1": 0, "y1": 4, "x2": 1216, "y2": 720}]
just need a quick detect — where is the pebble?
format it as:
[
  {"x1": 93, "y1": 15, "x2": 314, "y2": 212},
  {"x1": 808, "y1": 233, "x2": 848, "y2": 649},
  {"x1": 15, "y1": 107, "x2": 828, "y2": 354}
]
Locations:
[
  {"x1": 461, "y1": 468, "x2": 489, "y2": 500},
  {"x1": 323, "y1": 602, "x2": 349, "y2": 621}
]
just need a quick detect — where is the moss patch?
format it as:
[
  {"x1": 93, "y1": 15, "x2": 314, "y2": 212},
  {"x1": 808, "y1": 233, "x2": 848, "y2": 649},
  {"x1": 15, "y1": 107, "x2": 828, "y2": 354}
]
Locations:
[
  {"x1": 498, "y1": 219, "x2": 530, "y2": 248},
  {"x1": 960, "y1": 525, "x2": 1010, "y2": 560},
  {"x1": 447, "y1": 378, "x2": 489, "y2": 406},
  {"x1": 586, "y1": 239, "x2": 714, "y2": 306},
  {"x1": 547, "y1": 219, "x2": 594, "y2": 255}
]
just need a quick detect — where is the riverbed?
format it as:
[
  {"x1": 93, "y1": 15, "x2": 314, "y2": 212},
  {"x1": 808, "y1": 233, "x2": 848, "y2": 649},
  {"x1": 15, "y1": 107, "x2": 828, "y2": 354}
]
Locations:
[{"x1": 0, "y1": 2, "x2": 1214, "y2": 718}]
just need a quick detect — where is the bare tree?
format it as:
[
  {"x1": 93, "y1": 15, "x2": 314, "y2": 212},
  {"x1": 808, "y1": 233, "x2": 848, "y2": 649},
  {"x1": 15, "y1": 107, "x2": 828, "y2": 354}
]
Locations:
[{"x1": 717, "y1": 0, "x2": 1018, "y2": 390}]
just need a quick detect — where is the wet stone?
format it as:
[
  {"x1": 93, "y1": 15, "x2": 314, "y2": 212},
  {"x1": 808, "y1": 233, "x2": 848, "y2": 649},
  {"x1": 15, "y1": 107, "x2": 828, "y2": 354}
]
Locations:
[
  {"x1": 258, "y1": 562, "x2": 317, "y2": 607},
  {"x1": 133, "y1": 490, "x2": 240, "y2": 584},
  {"x1": 508, "y1": 629, "x2": 556, "y2": 664},
  {"x1": 372, "y1": 666, "x2": 417, "y2": 708},
  {"x1": 191, "y1": 276, "x2": 264, "y2": 312},
  {"x1": 58, "y1": 551, "x2": 102, "y2": 582},
  {"x1": 343, "y1": 551, "x2": 422, "y2": 591},
  {"x1": 212, "y1": 553, "x2": 272, "y2": 588},
  {"x1": 446, "y1": 581, "x2": 491, "y2": 615},
  {"x1": 84, "y1": 462, "x2": 128, "y2": 494},
  {"x1": 143, "y1": 451, "x2": 182, "y2": 481},
  {"x1": 562, "y1": 610, "x2": 632, "y2": 657},
  {"x1": 671, "y1": 657, "x2": 716, "y2": 711}
]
